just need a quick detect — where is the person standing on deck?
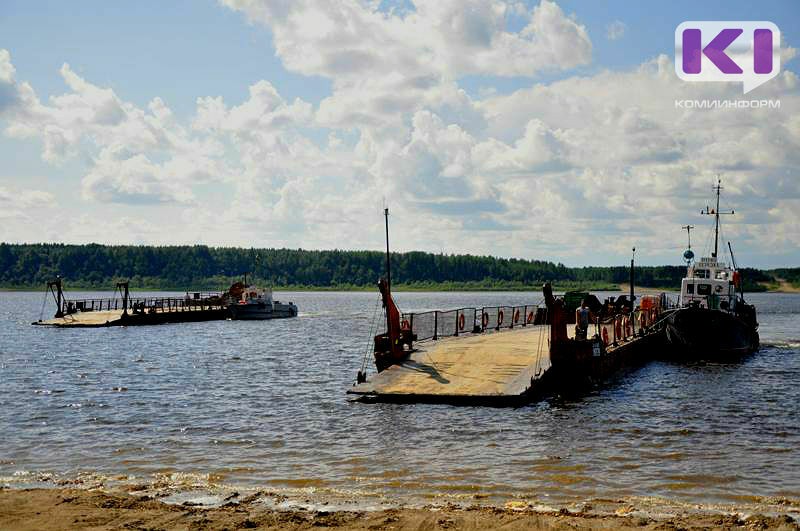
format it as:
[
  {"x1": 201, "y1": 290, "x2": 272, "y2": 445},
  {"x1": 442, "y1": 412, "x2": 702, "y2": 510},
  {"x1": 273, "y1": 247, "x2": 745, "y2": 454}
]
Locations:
[{"x1": 575, "y1": 300, "x2": 594, "y2": 340}]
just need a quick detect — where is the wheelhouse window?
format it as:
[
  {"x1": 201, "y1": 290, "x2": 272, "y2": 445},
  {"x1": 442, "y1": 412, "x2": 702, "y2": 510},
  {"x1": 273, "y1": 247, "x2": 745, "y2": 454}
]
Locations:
[
  {"x1": 694, "y1": 269, "x2": 709, "y2": 279},
  {"x1": 697, "y1": 284, "x2": 711, "y2": 295},
  {"x1": 686, "y1": 283, "x2": 695, "y2": 294}
]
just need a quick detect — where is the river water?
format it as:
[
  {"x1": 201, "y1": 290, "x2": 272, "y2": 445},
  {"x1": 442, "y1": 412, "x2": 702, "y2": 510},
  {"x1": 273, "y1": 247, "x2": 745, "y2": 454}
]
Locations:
[{"x1": 0, "y1": 290, "x2": 798, "y2": 516}]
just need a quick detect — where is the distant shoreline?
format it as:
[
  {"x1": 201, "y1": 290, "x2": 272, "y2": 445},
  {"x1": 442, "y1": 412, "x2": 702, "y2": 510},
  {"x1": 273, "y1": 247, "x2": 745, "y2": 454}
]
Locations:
[
  {"x1": 1, "y1": 243, "x2": 794, "y2": 295},
  {"x1": 2, "y1": 283, "x2": 796, "y2": 293},
  {"x1": 1, "y1": 283, "x2": 650, "y2": 293}
]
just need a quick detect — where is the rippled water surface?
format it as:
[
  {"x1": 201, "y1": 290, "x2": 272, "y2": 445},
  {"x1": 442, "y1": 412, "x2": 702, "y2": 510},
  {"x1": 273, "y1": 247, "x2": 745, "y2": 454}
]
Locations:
[{"x1": 1, "y1": 290, "x2": 798, "y2": 512}]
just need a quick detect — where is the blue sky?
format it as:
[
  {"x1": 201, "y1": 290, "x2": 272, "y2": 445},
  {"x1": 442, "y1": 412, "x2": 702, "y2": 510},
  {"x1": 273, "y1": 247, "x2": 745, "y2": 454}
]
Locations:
[{"x1": 0, "y1": 0, "x2": 798, "y2": 267}]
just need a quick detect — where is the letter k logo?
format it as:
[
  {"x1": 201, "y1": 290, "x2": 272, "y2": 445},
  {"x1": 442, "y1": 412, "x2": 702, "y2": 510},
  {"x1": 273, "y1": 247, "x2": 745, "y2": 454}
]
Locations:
[{"x1": 683, "y1": 28, "x2": 743, "y2": 74}]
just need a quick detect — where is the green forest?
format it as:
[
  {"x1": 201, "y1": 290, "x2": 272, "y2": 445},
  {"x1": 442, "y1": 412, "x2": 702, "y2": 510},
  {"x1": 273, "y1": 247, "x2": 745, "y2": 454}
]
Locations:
[{"x1": 0, "y1": 243, "x2": 792, "y2": 292}]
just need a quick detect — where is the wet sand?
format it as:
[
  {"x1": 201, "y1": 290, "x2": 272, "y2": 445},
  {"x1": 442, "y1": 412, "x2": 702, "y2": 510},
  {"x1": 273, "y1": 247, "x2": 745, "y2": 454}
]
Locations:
[{"x1": 1, "y1": 488, "x2": 798, "y2": 530}]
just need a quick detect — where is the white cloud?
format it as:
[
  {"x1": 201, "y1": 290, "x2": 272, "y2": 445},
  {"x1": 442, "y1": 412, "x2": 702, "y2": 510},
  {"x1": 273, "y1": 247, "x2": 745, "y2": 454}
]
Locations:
[
  {"x1": 1, "y1": 53, "x2": 234, "y2": 205},
  {"x1": 0, "y1": 186, "x2": 55, "y2": 211},
  {"x1": 81, "y1": 146, "x2": 195, "y2": 204},
  {"x1": 222, "y1": 0, "x2": 591, "y2": 135},
  {"x1": 606, "y1": 20, "x2": 626, "y2": 41},
  {"x1": 194, "y1": 80, "x2": 312, "y2": 133},
  {"x1": 0, "y1": 186, "x2": 59, "y2": 242},
  {"x1": 222, "y1": 0, "x2": 591, "y2": 79}
]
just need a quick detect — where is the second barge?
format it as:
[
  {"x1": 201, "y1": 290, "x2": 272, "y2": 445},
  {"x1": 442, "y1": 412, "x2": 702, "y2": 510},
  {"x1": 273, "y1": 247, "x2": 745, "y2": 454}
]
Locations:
[{"x1": 33, "y1": 279, "x2": 228, "y2": 327}]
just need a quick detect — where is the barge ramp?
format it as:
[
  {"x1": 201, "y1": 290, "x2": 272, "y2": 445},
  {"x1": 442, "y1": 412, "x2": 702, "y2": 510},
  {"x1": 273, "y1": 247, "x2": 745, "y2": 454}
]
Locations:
[{"x1": 348, "y1": 324, "x2": 552, "y2": 405}]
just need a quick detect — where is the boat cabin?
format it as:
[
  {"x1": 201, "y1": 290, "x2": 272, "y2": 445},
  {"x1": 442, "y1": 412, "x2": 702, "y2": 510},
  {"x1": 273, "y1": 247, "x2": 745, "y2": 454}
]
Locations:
[
  {"x1": 240, "y1": 286, "x2": 273, "y2": 305},
  {"x1": 679, "y1": 256, "x2": 739, "y2": 310}
]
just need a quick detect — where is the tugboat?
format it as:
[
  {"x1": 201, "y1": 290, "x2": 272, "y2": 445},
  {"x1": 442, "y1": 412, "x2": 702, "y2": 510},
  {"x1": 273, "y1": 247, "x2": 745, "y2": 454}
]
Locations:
[
  {"x1": 661, "y1": 179, "x2": 759, "y2": 358},
  {"x1": 225, "y1": 279, "x2": 298, "y2": 320}
]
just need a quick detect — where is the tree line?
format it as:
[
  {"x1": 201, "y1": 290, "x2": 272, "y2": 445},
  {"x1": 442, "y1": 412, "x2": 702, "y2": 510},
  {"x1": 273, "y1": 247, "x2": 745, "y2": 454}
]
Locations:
[{"x1": 0, "y1": 243, "x2": 787, "y2": 291}]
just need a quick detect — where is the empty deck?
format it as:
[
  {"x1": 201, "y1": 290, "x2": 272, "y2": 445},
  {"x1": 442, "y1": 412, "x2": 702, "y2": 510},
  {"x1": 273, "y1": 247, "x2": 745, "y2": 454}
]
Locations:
[
  {"x1": 34, "y1": 306, "x2": 228, "y2": 327},
  {"x1": 348, "y1": 325, "x2": 552, "y2": 403}
]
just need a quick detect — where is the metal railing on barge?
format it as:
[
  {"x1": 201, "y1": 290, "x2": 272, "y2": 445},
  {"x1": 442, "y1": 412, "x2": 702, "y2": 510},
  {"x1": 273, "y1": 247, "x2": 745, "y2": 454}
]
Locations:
[
  {"x1": 400, "y1": 294, "x2": 679, "y2": 346},
  {"x1": 400, "y1": 304, "x2": 548, "y2": 342},
  {"x1": 59, "y1": 292, "x2": 227, "y2": 315}
]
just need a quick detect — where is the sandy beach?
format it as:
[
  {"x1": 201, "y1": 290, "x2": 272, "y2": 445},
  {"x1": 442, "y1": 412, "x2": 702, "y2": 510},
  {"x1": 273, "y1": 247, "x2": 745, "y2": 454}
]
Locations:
[{"x1": 0, "y1": 487, "x2": 797, "y2": 531}]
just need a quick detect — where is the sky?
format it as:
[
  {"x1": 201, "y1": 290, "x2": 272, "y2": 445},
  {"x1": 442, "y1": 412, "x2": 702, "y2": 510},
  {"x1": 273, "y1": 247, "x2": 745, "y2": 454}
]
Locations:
[{"x1": 0, "y1": 0, "x2": 798, "y2": 268}]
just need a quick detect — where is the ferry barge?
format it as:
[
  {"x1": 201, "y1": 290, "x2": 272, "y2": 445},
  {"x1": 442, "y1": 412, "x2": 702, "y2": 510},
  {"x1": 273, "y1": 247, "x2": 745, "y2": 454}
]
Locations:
[
  {"x1": 33, "y1": 278, "x2": 297, "y2": 327},
  {"x1": 349, "y1": 209, "x2": 666, "y2": 405}
]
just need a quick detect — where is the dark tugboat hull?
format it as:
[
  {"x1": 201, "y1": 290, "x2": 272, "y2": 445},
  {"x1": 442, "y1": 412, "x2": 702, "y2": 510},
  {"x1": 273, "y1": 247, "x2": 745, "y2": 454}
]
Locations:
[{"x1": 661, "y1": 307, "x2": 759, "y2": 360}]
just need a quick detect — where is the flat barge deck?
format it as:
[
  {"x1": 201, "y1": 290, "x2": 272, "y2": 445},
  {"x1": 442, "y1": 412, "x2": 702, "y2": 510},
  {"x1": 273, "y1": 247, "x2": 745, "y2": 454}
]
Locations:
[
  {"x1": 348, "y1": 325, "x2": 552, "y2": 404},
  {"x1": 34, "y1": 305, "x2": 228, "y2": 327}
]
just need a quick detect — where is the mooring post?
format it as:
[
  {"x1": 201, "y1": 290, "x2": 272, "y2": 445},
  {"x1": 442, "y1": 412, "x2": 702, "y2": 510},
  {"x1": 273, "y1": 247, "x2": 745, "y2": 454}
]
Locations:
[{"x1": 433, "y1": 311, "x2": 438, "y2": 340}]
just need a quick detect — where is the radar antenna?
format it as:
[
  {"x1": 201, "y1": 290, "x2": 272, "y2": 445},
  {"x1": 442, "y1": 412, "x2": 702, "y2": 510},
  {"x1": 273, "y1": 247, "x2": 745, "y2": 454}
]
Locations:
[{"x1": 682, "y1": 225, "x2": 695, "y2": 264}]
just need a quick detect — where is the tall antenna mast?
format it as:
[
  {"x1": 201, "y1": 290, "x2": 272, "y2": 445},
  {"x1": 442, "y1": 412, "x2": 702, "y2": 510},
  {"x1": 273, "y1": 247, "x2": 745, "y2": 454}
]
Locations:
[
  {"x1": 683, "y1": 225, "x2": 694, "y2": 250},
  {"x1": 384, "y1": 207, "x2": 391, "y2": 292},
  {"x1": 701, "y1": 177, "x2": 734, "y2": 259}
]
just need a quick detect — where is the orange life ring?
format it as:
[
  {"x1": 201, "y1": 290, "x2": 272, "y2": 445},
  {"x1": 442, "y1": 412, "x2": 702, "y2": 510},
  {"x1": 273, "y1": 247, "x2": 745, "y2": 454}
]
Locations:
[
  {"x1": 481, "y1": 312, "x2": 489, "y2": 328},
  {"x1": 458, "y1": 313, "x2": 465, "y2": 331},
  {"x1": 497, "y1": 310, "x2": 504, "y2": 326},
  {"x1": 401, "y1": 319, "x2": 410, "y2": 330},
  {"x1": 527, "y1": 311, "x2": 534, "y2": 324},
  {"x1": 513, "y1": 309, "x2": 520, "y2": 323},
  {"x1": 602, "y1": 327, "x2": 609, "y2": 346}
]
